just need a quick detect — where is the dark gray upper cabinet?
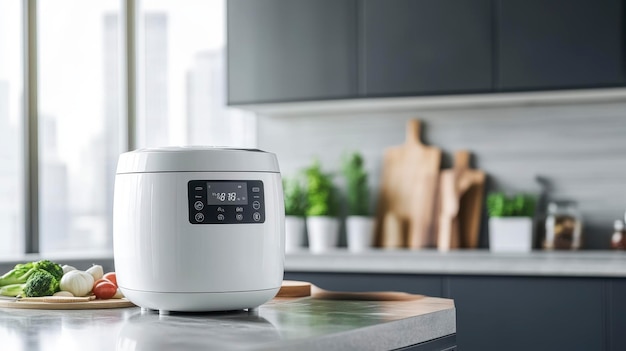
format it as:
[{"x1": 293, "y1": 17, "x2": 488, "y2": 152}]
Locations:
[
  {"x1": 227, "y1": 0, "x2": 358, "y2": 104},
  {"x1": 497, "y1": 0, "x2": 623, "y2": 90},
  {"x1": 362, "y1": 0, "x2": 493, "y2": 96}
]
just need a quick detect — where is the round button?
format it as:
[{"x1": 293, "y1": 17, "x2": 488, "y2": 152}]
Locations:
[
  {"x1": 253, "y1": 212, "x2": 261, "y2": 221},
  {"x1": 252, "y1": 201, "x2": 261, "y2": 210},
  {"x1": 236, "y1": 214, "x2": 243, "y2": 221},
  {"x1": 194, "y1": 201, "x2": 204, "y2": 211},
  {"x1": 217, "y1": 214, "x2": 225, "y2": 221},
  {"x1": 194, "y1": 213, "x2": 205, "y2": 222}
]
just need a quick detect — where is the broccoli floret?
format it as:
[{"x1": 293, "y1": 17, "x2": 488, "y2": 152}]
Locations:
[
  {"x1": 0, "y1": 260, "x2": 63, "y2": 287},
  {"x1": 23, "y1": 271, "x2": 60, "y2": 297},
  {"x1": 0, "y1": 284, "x2": 24, "y2": 297},
  {"x1": 35, "y1": 260, "x2": 64, "y2": 281}
]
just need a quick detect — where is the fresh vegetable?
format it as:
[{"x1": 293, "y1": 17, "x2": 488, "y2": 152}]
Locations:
[
  {"x1": 86, "y1": 264, "x2": 104, "y2": 281},
  {"x1": 23, "y1": 271, "x2": 60, "y2": 297},
  {"x1": 0, "y1": 284, "x2": 24, "y2": 297},
  {"x1": 62, "y1": 265, "x2": 77, "y2": 275},
  {"x1": 103, "y1": 272, "x2": 117, "y2": 287},
  {"x1": 53, "y1": 291, "x2": 74, "y2": 297},
  {"x1": 93, "y1": 280, "x2": 117, "y2": 299},
  {"x1": 0, "y1": 260, "x2": 63, "y2": 297},
  {"x1": 36, "y1": 260, "x2": 64, "y2": 280},
  {"x1": 59, "y1": 270, "x2": 94, "y2": 297},
  {"x1": 112, "y1": 289, "x2": 124, "y2": 299}
]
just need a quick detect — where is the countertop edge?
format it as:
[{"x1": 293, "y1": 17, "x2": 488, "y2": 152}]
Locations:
[{"x1": 284, "y1": 249, "x2": 626, "y2": 278}]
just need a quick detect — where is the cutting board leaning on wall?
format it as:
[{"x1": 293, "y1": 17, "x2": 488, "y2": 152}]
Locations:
[
  {"x1": 436, "y1": 150, "x2": 486, "y2": 251},
  {"x1": 374, "y1": 119, "x2": 442, "y2": 249}
]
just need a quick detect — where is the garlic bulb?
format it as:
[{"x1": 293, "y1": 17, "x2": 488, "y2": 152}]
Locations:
[
  {"x1": 86, "y1": 264, "x2": 104, "y2": 281},
  {"x1": 60, "y1": 270, "x2": 94, "y2": 297}
]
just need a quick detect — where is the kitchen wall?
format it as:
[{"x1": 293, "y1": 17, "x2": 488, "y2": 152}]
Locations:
[{"x1": 257, "y1": 99, "x2": 626, "y2": 249}]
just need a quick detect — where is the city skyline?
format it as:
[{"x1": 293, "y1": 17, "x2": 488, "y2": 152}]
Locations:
[{"x1": 0, "y1": 5, "x2": 256, "y2": 254}]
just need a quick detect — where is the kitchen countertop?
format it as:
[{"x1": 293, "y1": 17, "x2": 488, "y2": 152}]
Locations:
[
  {"x1": 285, "y1": 249, "x2": 626, "y2": 277},
  {"x1": 0, "y1": 295, "x2": 455, "y2": 351}
]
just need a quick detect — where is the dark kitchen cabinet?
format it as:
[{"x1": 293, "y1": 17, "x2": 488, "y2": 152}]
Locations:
[
  {"x1": 284, "y1": 272, "x2": 443, "y2": 296},
  {"x1": 497, "y1": 0, "x2": 623, "y2": 90},
  {"x1": 362, "y1": 0, "x2": 493, "y2": 96},
  {"x1": 285, "y1": 271, "x2": 622, "y2": 351},
  {"x1": 609, "y1": 280, "x2": 626, "y2": 351},
  {"x1": 227, "y1": 0, "x2": 358, "y2": 104},
  {"x1": 448, "y1": 276, "x2": 604, "y2": 351}
]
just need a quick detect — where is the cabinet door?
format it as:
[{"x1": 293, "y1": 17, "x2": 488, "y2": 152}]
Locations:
[
  {"x1": 448, "y1": 276, "x2": 604, "y2": 351},
  {"x1": 610, "y1": 280, "x2": 626, "y2": 351},
  {"x1": 497, "y1": 0, "x2": 623, "y2": 90},
  {"x1": 363, "y1": 0, "x2": 493, "y2": 96},
  {"x1": 283, "y1": 272, "x2": 443, "y2": 297},
  {"x1": 227, "y1": 0, "x2": 357, "y2": 104}
]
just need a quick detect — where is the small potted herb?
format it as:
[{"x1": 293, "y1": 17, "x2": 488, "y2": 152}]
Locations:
[
  {"x1": 341, "y1": 152, "x2": 374, "y2": 252},
  {"x1": 487, "y1": 192, "x2": 537, "y2": 252},
  {"x1": 283, "y1": 176, "x2": 307, "y2": 252},
  {"x1": 304, "y1": 160, "x2": 340, "y2": 253}
]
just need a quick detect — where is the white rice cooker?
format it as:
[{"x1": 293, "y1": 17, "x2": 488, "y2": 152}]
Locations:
[{"x1": 113, "y1": 147, "x2": 285, "y2": 313}]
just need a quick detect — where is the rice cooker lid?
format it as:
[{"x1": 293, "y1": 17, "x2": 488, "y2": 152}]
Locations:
[{"x1": 116, "y1": 146, "x2": 280, "y2": 174}]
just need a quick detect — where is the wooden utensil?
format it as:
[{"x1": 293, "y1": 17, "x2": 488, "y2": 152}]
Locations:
[
  {"x1": 374, "y1": 119, "x2": 442, "y2": 249},
  {"x1": 277, "y1": 280, "x2": 423, "y2": 301},
  {"x1": 436, "y1": 150, "x2": 485, "y2": 251}
]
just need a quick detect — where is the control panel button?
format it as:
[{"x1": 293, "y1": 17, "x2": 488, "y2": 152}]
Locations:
[
  {"x1": 194, "y1": 201, "x2": 204, "y2": 211},
  {"x1": 236, "y1": 207, "x2": 244, "y2": 212},
  {"x1": 236, "y1": 214, "x2": 243, "y2": 221},
  {"x1": 217, "y1": 214, "x2": 225, "y2": 221},
  {"x1": 252, "y1": 201, "x2": 261, "y2": 210},
  {"x1": 252, "y1": 187, "x2": 260, "y2": 193},
  {"x1": 253, "y1": 212, "x2": 261, "y2": 221},
  {"x1": 195, "y1": 213, "x2": 205, "y2": 222}
]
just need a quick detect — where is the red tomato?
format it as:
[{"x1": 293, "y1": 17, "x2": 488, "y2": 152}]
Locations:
[
  {"x1": 103, "y1": 272, "x2": 117, "y2": 287},
  {"x1": 93, "y1": 279, "x2": 110, "y2": 287},
  {"x1": 93, "y1": 281, "x2": 117, "y2": 300}
]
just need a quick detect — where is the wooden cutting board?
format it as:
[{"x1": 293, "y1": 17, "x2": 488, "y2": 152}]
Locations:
[
  {"x1": 277, "y1": 280, "x2": 423, "y2": 301},
  {"x1": 374, "y1": 119, "x2": 442, "y2": 249},
  {"x1": 0, "y1": 296, "x2": 135, "y2": 310},
  {"x1": 436, "y1": 150, "x2": 485, "y2": 251}
]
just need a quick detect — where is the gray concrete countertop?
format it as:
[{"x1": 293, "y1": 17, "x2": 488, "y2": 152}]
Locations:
[
  {"x1": 285, "y1": 249, "x2": 626, "y2": 277},
  {"x1": 0, "y1": 296, "x2": 455, "y2": 351}
]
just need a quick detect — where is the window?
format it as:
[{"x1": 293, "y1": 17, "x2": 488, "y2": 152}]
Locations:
[
  {"x1": 137, "y1": 0, "x2": 255, "y2": 148},
  {"x1": 4, "y1": 0, "x2": 255, "y2": 255},
  {"x1": 38, "y1": 0, "x2": 122, "y2": 252},
  {"x1": 0, "y1": 1, "x2": 25, "y2": 256}
]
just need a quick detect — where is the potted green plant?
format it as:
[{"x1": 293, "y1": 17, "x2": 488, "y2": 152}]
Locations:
[
  {"x1": 487, "y1": 192, "x2": 537, "y2": 252},
  {"x1": 283, "y1": 176, "x2": 307, "y2": 252},
  {"x1": 341, "y1": 152, "x2": 374, "y2": 252},
  {"x1": 304, "y1": 160, "x2": 340, "y2": 253}
]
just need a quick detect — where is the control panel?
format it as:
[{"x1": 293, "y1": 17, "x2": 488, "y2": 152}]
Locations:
[{"x1": 187, "y1": 180, "x2": 265, "y2": 224}]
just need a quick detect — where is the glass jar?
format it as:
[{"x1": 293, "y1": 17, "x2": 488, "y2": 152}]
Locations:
[
  {"x1": 611, "y1": 220, "x2": 626, "y2": 250},
  {"x1": 544, "y1": 201, "x2": 582, "y2": 250}
]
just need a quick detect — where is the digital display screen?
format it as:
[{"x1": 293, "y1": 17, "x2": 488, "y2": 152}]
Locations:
[{"x1": 206, "y1": 182, "x2": 248, "y2": 205}]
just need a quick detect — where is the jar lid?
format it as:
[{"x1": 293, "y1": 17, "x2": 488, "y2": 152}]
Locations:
[{"x1": 116, "y1": 146, "x2": 281, "y2": 174}]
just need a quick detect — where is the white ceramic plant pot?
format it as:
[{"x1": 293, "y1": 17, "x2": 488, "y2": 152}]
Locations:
[
  {"x1": 489, "y1": 217, "x2": 533, "y2": 252},
  {"x1": 346, "y1": 216, "x2": 375, "y2": 252},
  {"x1": 306, "y1": 216, "x2": 340, "y2": 253},
  {"x1": 285, "y1": 216, "x2": 306, "y2": 253}
]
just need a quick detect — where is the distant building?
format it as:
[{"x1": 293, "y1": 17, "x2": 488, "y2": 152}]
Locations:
[
  {"x1": 0, "y1": 80, "x2": 21, "y2": 254},
  {"x1": 186, "y1": 50, "x2": 256, "y2": 147},
  {"x1": 40, "y1": 115, "x2": 69, "y2": 251},
  {"x1": 142, "y1": 13, "x2": 169, "y2": 147}
]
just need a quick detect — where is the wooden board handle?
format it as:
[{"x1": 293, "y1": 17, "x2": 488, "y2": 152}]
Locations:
[{"x1": 405, "y1": 119, "x2": 422, "y2": 145}]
